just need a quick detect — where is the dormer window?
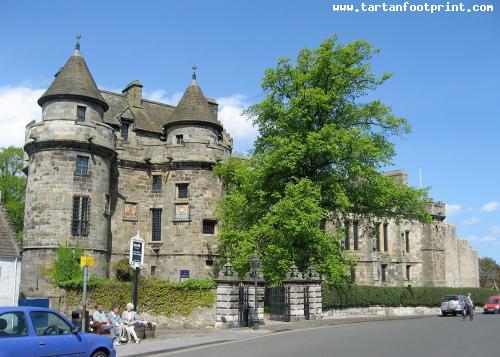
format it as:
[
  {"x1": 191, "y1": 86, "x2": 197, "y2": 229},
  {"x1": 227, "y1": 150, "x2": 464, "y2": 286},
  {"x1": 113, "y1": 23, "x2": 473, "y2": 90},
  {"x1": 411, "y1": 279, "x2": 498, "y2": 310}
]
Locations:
[
  {"x1": 76, "y1": 106, "x2": 86, "y2": 122},
  {"x1": 121, "y1": 122, "x2": 130, "y2": 141},
  {"x1": 176, "y1": 134, "x2": 184, "y2": 145}
]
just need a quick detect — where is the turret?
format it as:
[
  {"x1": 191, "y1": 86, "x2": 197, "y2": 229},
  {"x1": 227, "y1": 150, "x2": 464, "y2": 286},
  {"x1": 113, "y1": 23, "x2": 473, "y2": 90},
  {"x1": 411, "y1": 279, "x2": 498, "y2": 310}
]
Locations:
[
  {"x1": 163, "y1": 67, "x2": 232, "y2": 163},
  {"x1": 21, "y1": 41, "x2": 116, "y2": 298}
]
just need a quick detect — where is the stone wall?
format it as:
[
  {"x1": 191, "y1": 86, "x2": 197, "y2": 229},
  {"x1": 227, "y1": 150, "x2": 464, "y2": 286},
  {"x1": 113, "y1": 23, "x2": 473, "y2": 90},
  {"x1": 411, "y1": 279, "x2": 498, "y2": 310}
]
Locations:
[{"x1": 323, "y1": 306, "x2": 441, "y2": 319}]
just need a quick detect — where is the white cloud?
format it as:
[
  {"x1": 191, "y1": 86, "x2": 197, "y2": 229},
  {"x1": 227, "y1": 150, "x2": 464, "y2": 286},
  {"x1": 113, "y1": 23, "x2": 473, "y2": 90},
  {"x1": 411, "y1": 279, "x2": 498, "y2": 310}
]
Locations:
[
  {"x1": 144, "y1": 89, "x2": 183, "y2": 106},
  {"x1": 446, "y1": 204, "x2": 461, "y2": 217},
  {"x1": 462, "y1": 217, "x2": 480, "y2": 226},
  {"x1": 480, "y1": 201, "x2": 498, "y2": 212},
  {"x1": 463, "y1": 235, "x2": 478, "y2": 242},
  {"x1": 216, "y1": 95, "x2": 258, "y2": 144},
  {"x1": 479, "y1": 236, "x2": 496, "y2": 243},
  {"x1": 489, "y1": 226, "x2": 500, "y2": 235},
  {"x1": 0, "y1": 86, "x2": 44, "y2": 148}
]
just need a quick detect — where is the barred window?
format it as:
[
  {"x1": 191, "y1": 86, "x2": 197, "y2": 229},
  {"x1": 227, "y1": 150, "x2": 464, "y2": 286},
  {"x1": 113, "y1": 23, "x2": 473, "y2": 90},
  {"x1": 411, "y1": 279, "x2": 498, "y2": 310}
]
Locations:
[
  {"x1": 202, "y1": 220, "x2": 216, "y2": 234},
  {"x1": 176, "y1": 134, "x2": 184, "y2": 144},
  {"x1": 406, "y1": 265, "x2": 411, "y2": 281},
  {"x1": 121, "y1": 122, "x2": 130, "y2": 141},
  {"x1": 177, "y1": 183, "x2": 188, "y2": 199},
  {"x1": 76, "y1": 156, "x2": 89, "y2": 176},
  {"x1": 81, "y1": 196, "x2": 89, "y2": 236},
  {"x1": 344, "y1": 221, "x2": 350, "y2": 250},
  {"x1": 71, "y1": 196, "x2": 80, "y2": 236},
  {"x1": 76, "y1": 106, "x2": 86, "y2": 122},
  {"x1": 375, "y1": 222, "x2": 381, "y2": 252},
  {"x1": 152, "y1": 175, "x2": 162, "y2": 192},
  {"x1": 71, "y1": 195, "x2": 90, "y2": 237},
  {"x1": 151, "y1": 209, "x2": 162, "y2": 241},
  {"x1": 405, "y1": 230, "x2": 410, "y2": 253},
  {"x1": 383, "y1": 223, "x2": 389, "y2": 252},
  {"x1": 353, "y1": 221, "x2": 359, "y2": 250}
]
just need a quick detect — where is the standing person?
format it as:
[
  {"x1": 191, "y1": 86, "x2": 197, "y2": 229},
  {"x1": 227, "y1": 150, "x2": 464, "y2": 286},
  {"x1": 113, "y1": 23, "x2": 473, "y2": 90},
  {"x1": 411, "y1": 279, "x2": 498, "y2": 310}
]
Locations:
[
  {"x1": 122, "y1": 303, "x2": 141, "y2": 343},
  {"x1": 92, "y1": 304, "x2": 121, "y2": 345},
  {"x1": 465, "y1": 293, "x2": 474, "y2": 321},
  {"x1": 107, "y1": 304, "x2": 127, "y2": 343}
]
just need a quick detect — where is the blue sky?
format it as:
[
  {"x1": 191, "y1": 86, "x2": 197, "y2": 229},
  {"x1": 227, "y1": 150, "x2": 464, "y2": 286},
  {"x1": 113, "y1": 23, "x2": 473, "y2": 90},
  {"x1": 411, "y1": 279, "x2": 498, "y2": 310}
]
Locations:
[{"x1": 0, "y1": 0, "x2": 499, "y2": 260}]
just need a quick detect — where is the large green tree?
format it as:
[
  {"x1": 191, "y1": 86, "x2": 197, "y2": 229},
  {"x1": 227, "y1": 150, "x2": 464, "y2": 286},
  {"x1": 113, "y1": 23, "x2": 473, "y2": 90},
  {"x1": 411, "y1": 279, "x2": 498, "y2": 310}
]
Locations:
[
  {"x1": 215, "y1": 37, "x2": 430, "y2": 285},
  {"x1": 0, "y1": 146, "x2": 26, "y2": 242}
]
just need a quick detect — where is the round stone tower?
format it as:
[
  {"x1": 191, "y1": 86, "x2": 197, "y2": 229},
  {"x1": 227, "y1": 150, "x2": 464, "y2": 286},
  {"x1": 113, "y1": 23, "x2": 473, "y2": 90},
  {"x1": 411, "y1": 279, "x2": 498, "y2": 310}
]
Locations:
[
  {"x1": 21, "y1": 45, "x2": 116, "y2": 297},
  {"x1": 154, "y1": 70, "x2": 232, "y2": 279}
]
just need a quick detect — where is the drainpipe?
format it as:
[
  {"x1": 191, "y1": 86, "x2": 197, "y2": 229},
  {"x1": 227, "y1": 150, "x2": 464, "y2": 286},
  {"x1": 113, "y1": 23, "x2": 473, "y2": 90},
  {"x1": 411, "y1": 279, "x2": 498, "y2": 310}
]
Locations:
[{"x1": 12, "y1": 256, "x2": 19, "y2": 306}]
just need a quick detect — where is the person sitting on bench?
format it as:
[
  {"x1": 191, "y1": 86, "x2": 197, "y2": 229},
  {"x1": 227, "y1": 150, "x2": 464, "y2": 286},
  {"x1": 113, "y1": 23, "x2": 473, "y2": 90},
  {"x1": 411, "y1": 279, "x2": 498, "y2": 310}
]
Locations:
[{"x1": 92, "y1": 304, "x2": 121, "y2": 345}]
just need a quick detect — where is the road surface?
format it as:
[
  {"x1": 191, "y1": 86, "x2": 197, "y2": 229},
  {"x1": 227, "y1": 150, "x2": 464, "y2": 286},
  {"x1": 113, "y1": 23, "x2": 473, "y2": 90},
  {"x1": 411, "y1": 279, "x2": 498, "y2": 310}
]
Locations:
[{"x1": 157, "y1": 314, "x2": 498, "y2": 357}]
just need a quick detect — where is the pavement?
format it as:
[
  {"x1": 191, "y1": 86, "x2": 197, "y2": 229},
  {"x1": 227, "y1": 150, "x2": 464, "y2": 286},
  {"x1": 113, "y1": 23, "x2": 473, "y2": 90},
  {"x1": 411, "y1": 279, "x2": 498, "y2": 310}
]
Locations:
[
  {"x1": 143, "y1": 313, "x2": 498, "y2": 357},
  {"x1": 116, "y1": 314, "x2": 438, "y2": 357}
]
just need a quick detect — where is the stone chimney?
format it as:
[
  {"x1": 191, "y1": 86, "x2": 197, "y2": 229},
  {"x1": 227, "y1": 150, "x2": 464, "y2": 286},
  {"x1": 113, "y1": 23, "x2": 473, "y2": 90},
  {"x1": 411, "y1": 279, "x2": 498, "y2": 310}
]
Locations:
[
  {"x1": 382, "y1": 170, "x2": 408, "y2": 186},
  {"x1": 122, "y1": 80, "x2": 143, "y2": 108}
]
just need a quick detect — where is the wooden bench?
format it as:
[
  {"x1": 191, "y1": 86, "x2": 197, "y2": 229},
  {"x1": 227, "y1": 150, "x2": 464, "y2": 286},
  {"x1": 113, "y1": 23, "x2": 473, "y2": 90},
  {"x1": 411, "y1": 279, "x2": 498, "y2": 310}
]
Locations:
[{"x1": 89, "y1": 320, "x2": 110, "y2": 335}]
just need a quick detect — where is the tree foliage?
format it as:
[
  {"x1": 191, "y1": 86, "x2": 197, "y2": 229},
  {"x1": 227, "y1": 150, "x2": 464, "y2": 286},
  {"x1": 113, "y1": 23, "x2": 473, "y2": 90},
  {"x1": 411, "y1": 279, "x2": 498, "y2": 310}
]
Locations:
[
  {"x1": 479, "y1": 257, "x2": 499, "y2": 288},
  {"x1": 215, "y1": 36, "x2": 431, "y2": 284},
  {"x1": 0, "y1": 146, "x2": 26, "y2": 242}
]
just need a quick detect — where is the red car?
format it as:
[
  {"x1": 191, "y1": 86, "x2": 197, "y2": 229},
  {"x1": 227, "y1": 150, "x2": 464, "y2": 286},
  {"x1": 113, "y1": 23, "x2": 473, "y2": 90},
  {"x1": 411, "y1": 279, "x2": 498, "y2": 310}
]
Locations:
[{"x1": 483, "y1": 295, "x2": 500, "y2": 314}]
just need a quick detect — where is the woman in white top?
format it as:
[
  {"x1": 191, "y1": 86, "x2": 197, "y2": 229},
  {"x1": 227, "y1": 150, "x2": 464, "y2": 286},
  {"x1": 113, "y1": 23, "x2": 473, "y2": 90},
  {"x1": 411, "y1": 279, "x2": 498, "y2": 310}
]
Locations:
[{"x1": 122, "y1": 303, "x2": 141, "y2": 343}]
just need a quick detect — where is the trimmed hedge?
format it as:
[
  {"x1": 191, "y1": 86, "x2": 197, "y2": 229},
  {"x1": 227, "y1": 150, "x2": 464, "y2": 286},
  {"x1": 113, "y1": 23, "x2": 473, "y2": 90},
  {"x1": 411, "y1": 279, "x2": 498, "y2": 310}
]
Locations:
[
  {"x1": 323, "y1": 284, "x2": 498, "y2": 310},
  {"x1": 64, "y1": 278, "x2": 216, "y2": 317}
]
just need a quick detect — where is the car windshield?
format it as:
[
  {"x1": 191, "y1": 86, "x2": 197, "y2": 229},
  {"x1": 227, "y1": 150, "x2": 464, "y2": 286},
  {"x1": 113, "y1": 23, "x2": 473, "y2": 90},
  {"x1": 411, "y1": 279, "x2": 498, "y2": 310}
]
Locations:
[
  {"x1": 443, "y1": 296, "x2": 458, "y2": 301},
  {"x1": 486, "y1": 299, "x2": 500, "y2": 304}
]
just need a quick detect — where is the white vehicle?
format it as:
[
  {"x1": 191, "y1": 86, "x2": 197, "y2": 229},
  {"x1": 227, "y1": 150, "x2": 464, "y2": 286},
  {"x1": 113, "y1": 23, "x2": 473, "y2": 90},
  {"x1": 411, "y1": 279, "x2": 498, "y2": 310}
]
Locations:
[{"x1": 440, "y1": 295, "x2": 466, "y2": 316}]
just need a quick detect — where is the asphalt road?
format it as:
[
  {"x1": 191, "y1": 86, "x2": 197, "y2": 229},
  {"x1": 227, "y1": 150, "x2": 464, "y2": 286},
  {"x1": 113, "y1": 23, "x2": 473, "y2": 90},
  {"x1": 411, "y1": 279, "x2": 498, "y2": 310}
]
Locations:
[{"x1": 157, "y1": 314, "x2": 499, "y2": 357}]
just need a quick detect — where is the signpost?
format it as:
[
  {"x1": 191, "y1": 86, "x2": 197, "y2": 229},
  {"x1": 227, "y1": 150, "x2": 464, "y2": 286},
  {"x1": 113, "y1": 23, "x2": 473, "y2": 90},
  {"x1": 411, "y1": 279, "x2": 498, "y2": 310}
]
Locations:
[
  {"x1": 80, "y1": 255, "x2": 94, "y2": 332},
  {"x1": 129, "y1": 234, "x2": 144, "y2": 311}
]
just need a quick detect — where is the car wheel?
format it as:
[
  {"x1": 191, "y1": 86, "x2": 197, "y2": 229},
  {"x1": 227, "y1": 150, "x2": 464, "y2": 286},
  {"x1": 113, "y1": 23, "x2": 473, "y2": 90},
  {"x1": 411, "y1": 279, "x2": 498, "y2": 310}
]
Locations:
[
  {"x1": 441, "y1": 312, "x2": 446, "y2": 317},
  {"x1": 91, "y1": 351, "x2": 108, "y2": 357},
  {"x1": 495, "y1": 309, "x2": 500, "y2": 314}
]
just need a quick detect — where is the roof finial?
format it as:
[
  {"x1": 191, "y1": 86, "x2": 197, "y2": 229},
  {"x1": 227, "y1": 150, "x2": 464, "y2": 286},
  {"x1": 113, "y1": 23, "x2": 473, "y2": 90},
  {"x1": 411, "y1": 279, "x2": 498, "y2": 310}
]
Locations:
[
  {"x1": 192, "y1": 65, "x2": 197, "y2": 83},
  {"x1": 75, "y1": 32, "x2": 82, "y2": 55}
]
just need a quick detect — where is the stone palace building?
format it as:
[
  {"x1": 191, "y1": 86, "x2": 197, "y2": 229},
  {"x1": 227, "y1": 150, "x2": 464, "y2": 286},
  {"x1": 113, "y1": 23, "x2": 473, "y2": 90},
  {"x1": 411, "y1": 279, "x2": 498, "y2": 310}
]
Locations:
[{"x1": 20, "y1": 44, "x2": 478, "y2": 298}]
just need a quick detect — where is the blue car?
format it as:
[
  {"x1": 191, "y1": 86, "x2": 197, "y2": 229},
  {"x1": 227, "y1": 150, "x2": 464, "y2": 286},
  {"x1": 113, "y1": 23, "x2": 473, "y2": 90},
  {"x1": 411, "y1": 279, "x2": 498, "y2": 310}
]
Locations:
[{"x1": 0, "y1": 306, "x2": 116, "y2": 357}]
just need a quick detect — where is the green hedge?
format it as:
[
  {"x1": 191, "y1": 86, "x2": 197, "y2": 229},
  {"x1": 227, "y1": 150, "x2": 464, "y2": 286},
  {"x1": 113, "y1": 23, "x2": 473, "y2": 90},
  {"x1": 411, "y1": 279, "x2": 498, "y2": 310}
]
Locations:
[
  {"x1": 323, "y1": 284, "x2": 498, "y2": 310},
  {"x1": 64, "y1": 278, "x2": 216, "y2": 317}
]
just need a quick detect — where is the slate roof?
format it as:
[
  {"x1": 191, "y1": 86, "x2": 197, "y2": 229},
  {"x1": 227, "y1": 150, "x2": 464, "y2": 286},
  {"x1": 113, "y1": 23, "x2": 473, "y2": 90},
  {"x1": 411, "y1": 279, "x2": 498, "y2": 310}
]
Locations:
[
  {"x1": 0, "y1": 208, "x2": 20, "y2": 257},
  {"x1": 38, "y1": 50, "x2": 109, "y2": 110},
  {"x1": 165, "y1": 80, "x2": 222, "y2": 130},
  {"x1": 101, "y1": 91, "x2": 176, "y2": 134},
  {"x1": 101, "y1": 82, "x2": 221, "y2": 134}
]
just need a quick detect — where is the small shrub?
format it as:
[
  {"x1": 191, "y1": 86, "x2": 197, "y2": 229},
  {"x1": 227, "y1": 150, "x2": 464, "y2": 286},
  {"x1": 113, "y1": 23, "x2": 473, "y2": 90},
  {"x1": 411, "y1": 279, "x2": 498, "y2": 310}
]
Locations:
[
  {"x1": 52, "y1": 245, "x2": 83, "y2": 288},
  {"x1": 113, "y1": 259, "x2": 133, "y2": 282}
]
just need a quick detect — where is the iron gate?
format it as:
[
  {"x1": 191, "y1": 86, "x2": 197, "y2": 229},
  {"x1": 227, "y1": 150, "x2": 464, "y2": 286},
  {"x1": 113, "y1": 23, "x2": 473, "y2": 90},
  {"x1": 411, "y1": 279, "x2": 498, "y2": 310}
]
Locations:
[
  {"x1": 239, "y1": 286, "x2": 249, "y2": 327},
  {"x1": 269, "y1": 285, "x2": 291, "y2": 321},
  {"x1": 304, "y1": 285, "x2": 310, "y2": 320}
]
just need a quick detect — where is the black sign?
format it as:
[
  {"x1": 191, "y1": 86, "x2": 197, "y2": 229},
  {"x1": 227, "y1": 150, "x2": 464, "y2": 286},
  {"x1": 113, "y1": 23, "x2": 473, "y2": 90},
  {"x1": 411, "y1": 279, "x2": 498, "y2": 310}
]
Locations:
[{"x1": 132, "y1": 241, "x2": 143, "y2": 263}]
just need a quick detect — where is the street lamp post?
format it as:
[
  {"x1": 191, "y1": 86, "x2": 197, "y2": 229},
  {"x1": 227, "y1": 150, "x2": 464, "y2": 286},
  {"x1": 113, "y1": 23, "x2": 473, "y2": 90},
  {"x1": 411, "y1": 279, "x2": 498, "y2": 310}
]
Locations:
[{"x1": 250, "y1": 256, "x2": 261, "y2": 330}]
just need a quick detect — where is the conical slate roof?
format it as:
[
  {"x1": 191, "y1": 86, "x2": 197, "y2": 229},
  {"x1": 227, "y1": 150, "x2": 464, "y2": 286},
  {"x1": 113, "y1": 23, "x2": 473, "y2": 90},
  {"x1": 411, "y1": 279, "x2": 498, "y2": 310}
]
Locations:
[
  {"x1": 38, "y1": 50, "x2": 108, "y2": 111},
  {"x1": 166, "y1": 79, "x2": 221, "y2": 129}
]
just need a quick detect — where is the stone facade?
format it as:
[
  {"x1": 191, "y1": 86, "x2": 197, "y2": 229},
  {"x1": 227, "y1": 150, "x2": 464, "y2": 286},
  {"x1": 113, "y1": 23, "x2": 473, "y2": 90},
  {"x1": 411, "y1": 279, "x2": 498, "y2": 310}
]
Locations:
[
  {"x1": 21, "y1": 47, "x2": 232, "y2": 298},
  {"x1": 20, "y1": 47, "x2": 478, "y2": 299},
  {"x1": 334, "y1": 171, "x2": 479, "y2": 288}
]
